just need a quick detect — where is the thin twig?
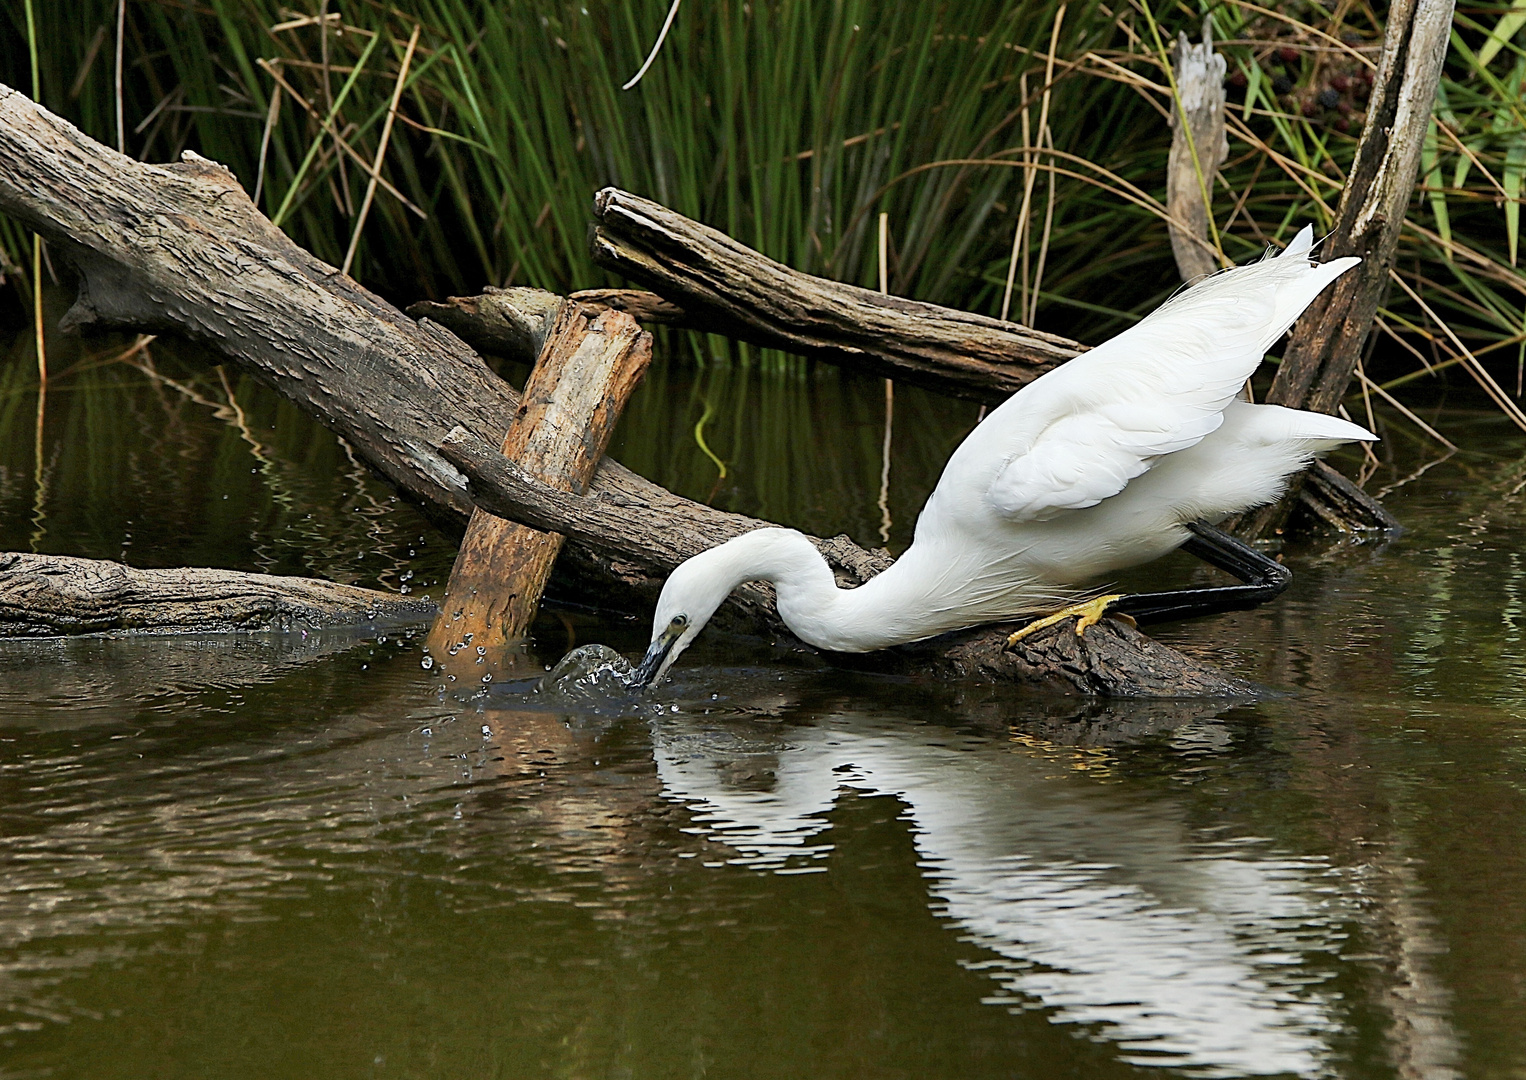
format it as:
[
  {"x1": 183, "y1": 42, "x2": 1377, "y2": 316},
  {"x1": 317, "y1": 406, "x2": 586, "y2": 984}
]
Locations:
[
  {"x1": 342, "y1": 25, "x2": 421, "y2": 277},
  {"x1": 1389, "y1": 269, "x2": 1526, "y2": 432},
  {"x1": 623, "y1": 0, "x2": 683, "y2": 90},
  {"x1": 1353, "y1": 368, "x2": 1457, "y2": 449},
  {"x1": 257, "y1": 56, "x2": 427, "y2": 221},
  {"x1": 253, "y1": 81, "x2": 282, "y2": 208},
  {"x1": 114, "y1": 0, "x2": 126, "y2": 153}
]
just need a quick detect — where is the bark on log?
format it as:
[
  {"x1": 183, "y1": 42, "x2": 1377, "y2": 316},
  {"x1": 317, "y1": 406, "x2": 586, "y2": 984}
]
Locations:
[
  {"x1": 0, "y1": 552, "x2": 433, "y2": 636},
  {"x1": 0, "y1": 82, "x2": 1252, "y2": 696},
  {"x1": 407, "y1": 287, "x2": 562, "y2": 363},
  {"x1": 1237, "y1": 0, "x2": 1454, "y2": 539},
  {"x1": 429, "y1": 301, "x2": 651, "y2": 658},
  {"x1": 589, "y1": 187, "x2": 1083, "y2": 402}
]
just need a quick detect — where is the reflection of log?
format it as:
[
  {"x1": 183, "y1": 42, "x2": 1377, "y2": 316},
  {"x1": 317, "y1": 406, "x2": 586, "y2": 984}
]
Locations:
[
  {"x1": 0, "y1": 82, "x2": 1249, "y2": 696},
  {"x1": 590, "y1": 188, "x2": 1082, "y2": 402},
  {"x1": 1237, "y1": 0, "x2": 1454, "y2": 538},
  {"x1": 429, "y1": 301, "x2": 651, "y2": 657},
  {"x1": 0, "y1": 552, "x2": 432, "y2": 636}
]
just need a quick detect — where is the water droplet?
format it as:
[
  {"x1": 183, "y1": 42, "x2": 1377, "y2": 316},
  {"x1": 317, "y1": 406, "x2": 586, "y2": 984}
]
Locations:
[
  {"x1": 476, "y1": 645, "x2": 486, "y2": 656},
  {"x1": 420, "y1": 656, "x2": 434, "y2": 670},
  {"x1": 399, "y1": 584, "x2": 411, "y2": 595},
  {"x1": 481, "y1": 673, "x2": 493, "y2": 683},
  {"x1": 421, "y1": 727, "x2": 432, "y2": 736},
  {"x1": 481, "y1": 725, "x2": 491, "y2": 737}
]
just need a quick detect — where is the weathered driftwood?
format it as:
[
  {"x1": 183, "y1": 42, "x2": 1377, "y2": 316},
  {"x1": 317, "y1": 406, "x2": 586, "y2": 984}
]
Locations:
[
  {"x1": 0, "y1": 82, "x2": 1248, "y2": 695},
  {"x1": 589, "y1": 187, "x2": 1083, "y2": 402},
  {"x1": 1237, "y1": 0, "x2": 1454, "y2": 539},
  {"x1": 1167, "y1": 21, "x2": 1230, "y2": 282},
  {"x1": 0, "y1": 552, "x2": 433, "y2": 636},
  {"x1": 429, "y1": 301, "x2": 651, "y2": 659}
]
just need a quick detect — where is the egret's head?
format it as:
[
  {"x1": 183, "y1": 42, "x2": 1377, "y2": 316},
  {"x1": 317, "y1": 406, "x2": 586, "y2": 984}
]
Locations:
[{"x1": 629, "y1": 548, "x2": 737, "y2": 687}]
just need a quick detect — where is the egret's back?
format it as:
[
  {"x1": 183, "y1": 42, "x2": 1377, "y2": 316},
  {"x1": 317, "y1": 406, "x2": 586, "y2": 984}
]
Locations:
[{"x1": 920, "y1": 227, "x2": 1363, "y2": 544}]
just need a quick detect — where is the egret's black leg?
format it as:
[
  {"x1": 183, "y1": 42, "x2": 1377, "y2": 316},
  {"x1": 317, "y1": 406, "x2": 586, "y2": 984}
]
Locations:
[{"x1": 1109, "y1": 521, "x2": 1291, "y2": 626}]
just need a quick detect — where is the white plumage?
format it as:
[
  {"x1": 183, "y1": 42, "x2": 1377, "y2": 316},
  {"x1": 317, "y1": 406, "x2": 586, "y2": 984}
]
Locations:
[{"x1": 636, "y1": 228, "x2": 1376, "y2": 681}]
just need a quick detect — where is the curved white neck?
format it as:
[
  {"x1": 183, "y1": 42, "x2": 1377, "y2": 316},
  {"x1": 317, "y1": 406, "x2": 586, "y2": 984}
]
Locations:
[{"x1": 695, "y1": 529, "x2": 1002, "y2": 653}]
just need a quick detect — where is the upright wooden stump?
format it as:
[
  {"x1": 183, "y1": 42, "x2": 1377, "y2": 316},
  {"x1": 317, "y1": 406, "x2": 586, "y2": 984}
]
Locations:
[{"x1": 426, "y1": 302, "x2": 651, "y2": 674}]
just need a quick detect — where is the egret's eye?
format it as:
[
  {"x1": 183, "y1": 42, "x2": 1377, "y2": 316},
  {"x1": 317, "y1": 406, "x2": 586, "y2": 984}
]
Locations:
[{"x1": 671, "y1": 614, "x2": 689, "y2": 629}]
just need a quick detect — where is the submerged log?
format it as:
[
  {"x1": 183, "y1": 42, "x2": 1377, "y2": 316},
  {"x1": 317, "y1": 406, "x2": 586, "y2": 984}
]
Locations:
[
  {"x1": 0, "y1": 552, "x2": 433, "y2": 636},
  {"x1": 429, "y1": 301, "x2": 651, "y2": 659},
  {"x1": 0, "y1": 81, "x2": 1249, "y2": 696}
]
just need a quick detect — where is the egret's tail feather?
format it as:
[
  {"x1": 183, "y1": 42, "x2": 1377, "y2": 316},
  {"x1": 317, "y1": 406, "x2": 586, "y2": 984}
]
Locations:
[{"x1": 1280, "y1": 224, "x2": 1317, "y2": 259}]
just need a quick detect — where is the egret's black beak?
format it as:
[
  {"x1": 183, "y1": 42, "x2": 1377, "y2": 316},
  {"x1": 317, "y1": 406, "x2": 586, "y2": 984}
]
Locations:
[{"x1": 629, "y1": 621, "x2": 685, "y2": 688}]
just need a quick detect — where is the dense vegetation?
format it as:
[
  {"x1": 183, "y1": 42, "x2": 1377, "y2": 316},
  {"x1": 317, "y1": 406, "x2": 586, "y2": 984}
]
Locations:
[{"x1": 1, "y1": 0, "x2": 1524, "y2": 416}]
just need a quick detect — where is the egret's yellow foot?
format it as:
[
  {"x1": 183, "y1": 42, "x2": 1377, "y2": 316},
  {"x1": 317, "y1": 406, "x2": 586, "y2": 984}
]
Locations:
[{"x1": 1006, "y1": 594, "x2": 1133, "y2": 646}]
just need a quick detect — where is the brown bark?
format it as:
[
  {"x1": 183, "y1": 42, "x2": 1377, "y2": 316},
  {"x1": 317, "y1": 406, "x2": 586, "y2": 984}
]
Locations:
[
  {"x1": 0, "y1": 552, "x2": 432, "y2": 636},
  {"x1": 0, "y1": 81, "x2": 1254, "y2": 696},
  {"x1": 589, "y1": 187, "x2": 1083, "y2": 403},
  {"x1": 1238, "y1": 0, "x2": 1454, "y2": 538},
  {"x1": 429, "y1": 301, "x2": 651, "y2": 659}
]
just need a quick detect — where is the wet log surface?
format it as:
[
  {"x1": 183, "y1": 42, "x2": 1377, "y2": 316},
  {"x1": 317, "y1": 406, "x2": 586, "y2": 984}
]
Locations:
[
  {"x1": 429, "y1": 300, "x2": 652, "y2": 657},
  {"x1": 0, "y1": 82, "x2": 1257, "y2": 696},
  {"x1": 0, "y1": 552, "x2": 434, "y2": 637}
]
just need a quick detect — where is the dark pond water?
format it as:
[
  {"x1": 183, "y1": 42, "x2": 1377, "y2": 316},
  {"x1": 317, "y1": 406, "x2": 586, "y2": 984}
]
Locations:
[{"x1": 0, "y1": 325, "x2": 1523, "y2": 1079}]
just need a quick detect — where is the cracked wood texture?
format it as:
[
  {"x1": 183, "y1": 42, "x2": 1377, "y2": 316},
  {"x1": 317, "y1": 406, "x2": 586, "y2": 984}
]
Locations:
[
  {"x1": 1236, "y1": 0, "x2": 1453, "y2": 538},
  {"x1": 428, "y1": 301, "x2": 651, "y2": 660},
  {"x1": 0, "y1": 552, "x2": 433, "y2": 636},
  {"x1": 0, "y1": 82, "x2": 1251, "y2": 696},
  {"x1": 590, "y1": 187, "x2": 1083, "y2": 403}
]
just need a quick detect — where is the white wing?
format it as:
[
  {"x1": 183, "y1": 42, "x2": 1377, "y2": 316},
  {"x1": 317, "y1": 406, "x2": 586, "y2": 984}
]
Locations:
[{"x1": 986, "y1": 228, "x2": 1357, "y2": 523}]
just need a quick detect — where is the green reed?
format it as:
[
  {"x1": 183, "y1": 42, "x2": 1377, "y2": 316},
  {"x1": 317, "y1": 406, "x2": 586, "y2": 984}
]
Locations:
[{"x1": 0, "y1": 0, "x2": 1523, "y2": 425}]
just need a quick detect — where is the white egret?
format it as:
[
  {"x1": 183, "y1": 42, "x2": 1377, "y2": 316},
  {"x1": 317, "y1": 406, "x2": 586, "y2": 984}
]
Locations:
[{"x1": 631, "y1": 228, "x2": 1377, "y2": 686}]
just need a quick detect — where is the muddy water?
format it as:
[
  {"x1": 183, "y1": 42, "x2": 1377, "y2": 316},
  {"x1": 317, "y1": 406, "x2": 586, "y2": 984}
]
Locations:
[{"x1": 0, "y1": 333, "x2": 1522, "y2": 1078}]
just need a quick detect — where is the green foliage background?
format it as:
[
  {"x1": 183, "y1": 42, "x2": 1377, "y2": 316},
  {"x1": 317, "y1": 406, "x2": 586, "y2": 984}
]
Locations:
[{"x1": 1, "y1": 0, "x2": 1523, "y2": 390}]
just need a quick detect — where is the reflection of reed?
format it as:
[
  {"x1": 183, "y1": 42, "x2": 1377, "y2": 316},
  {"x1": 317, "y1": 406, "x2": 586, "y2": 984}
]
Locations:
[{"x1": 0, "y1": 326, "x2": 452, "y2": 592}]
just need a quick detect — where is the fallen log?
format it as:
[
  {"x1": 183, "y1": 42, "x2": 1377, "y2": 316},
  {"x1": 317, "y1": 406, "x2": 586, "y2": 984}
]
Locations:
[
  {"x1": 441, "y1": 190, "x2": 1394, "y2": 540},
  {"x1": 589, "y1": 187, "x2": 1083, "y2": 402},
  {"x1": 0, "y1": 81, "x2": 1249, "y2": 696},
  {"x1": 0, "y1": 552, "x2": 433, "y2": 636}
]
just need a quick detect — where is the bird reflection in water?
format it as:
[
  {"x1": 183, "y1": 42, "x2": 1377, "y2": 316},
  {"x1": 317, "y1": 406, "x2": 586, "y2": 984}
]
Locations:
[{"x1": 481, "y1": 685, "x2": 1351, "y2": 1077}]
